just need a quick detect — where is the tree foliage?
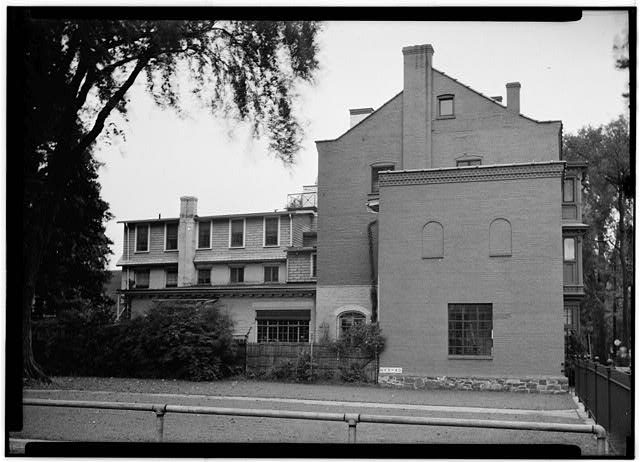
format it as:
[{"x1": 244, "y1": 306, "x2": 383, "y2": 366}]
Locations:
[
  {"x1": 17, "y1": 12, "x2": 321, "y2": 380},
  {"x1": 564, "y1": 116, "x2": 633, "y2": 359}
]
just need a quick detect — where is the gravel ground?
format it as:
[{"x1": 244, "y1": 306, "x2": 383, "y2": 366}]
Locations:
[
  {"x1": 26, "y1": 376, "x2": 577, "y2": 410},
  {"x1": 14, "y1": 376, "x2": 607, "y2": 456}
]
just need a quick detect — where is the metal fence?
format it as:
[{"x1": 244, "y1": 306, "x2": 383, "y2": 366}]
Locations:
[
  {"x1": 245, "y1": 342, "x2": 378, "y2": 382},
  {"x1": 570, "y1": 357, "x2": 632, "y2": 452},
  {"x1": 23, "y1": 398, "x2": 608, "y2": 453}
]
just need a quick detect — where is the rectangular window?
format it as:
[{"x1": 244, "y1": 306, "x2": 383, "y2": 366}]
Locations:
[
  {"x1": 197, "y1": 269, "x2": 211, "y2": 285},
  {"x1": 165, "y1": 269, "x2": 178, "y2": 288},
  {"x1": 230, "y1": 219, "x2": 244, "y2": 248},
  {"x1": 264, "y1": 266, "x2": 279, "y2": 283},
  {"x1": 134, "y1": 269, "x2": 150, "y2": 289},
  {"x1": 563, "y1": 178, "x2": 575, "y2": 203},
  {"x1": 448, "y1": 304, "x2": 493, "y2": 357},
  {"x1": 257, "y1": 320, "x2": 310, "y2": 343},
  {"x1": 165, "y1": 223, "x2": 178, "y2": 251},
  {"x1": 371, "y1": 165, "x2": 394, "y2": 194},
  {"x1": 230, "y1": 266, "x2": 244, "y2": 283},
  {"x1": 563, "y1": 238, "x2": 576, "y2": 261},
  {"x1": 198, "y1": 221, "x2": 211, "y2": 249},
  {"x1": 311, "y1": 253, "x2": 317, "y2": 278},
  {"x1": 264, "y1": 217, "x2": 279, "y2": 246},
  {"x1": 438, "y1": 95, "x2": 454, "y2": 117},
  {"x1": 135, "y1": 224, "x2": 149, "y2": 252}
]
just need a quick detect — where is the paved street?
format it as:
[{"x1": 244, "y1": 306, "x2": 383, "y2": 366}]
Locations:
[{"x1": 10, "y1": 377, "x2": 605, "y2": 455}]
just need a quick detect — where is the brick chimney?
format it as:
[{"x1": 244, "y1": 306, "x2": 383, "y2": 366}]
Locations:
[
  {"x1": 178, "y1": 196, "x2": 197, "y2": 286},
  {"x1": 402, "y1": 44, "x2": 434, "y2": 170},
  {"x1": 506, "y1": 82, "x2": 521, "y2": 113},
  {"x1": 349, "y1": 107, "x2": 374, "y2": 128}
]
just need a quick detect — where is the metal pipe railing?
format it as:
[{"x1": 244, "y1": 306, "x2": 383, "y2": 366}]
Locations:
[{"x1": 23, "y1": 398, "x2": 608, "y2": 453}]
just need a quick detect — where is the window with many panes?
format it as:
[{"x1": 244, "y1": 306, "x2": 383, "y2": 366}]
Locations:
[
  {"x1": 438, "y1": 95, "x2": 455, "y2": 117},
  {"x1": 134, "y1": 269, "x2": 150, "y2": 288},
  {"x1": 230, "y1": 266, "x2": 244, "y2": 283},
  {"x1": 264, "y1": 266, "x2": 279, "y2": 283},
  {"x1": 448, "y1": 304, "x2": 492, "y2": 357},
  {"x1": 197, "y1": 269, "x2": 211, "y2": 285},
  {"x1": 165, "y1": 269, "x2": 178, "y2": 287},
  {"x1": 257, "y1": 320, "x2": 310, "y2": 343},
  {"x1": 339, "y1": 312, "x2": 366, "y2": 338},
  {"x1": 165, "y1": 223, "x2": 178, "y2": 251},
  {"x1": 311, "y1": 253, "x2": 317, "y2": 278},
  {"x1": 230, "y1": 219, "x2": 244, "y2": 247},
  {"x1": 264, "y1": 217, "x2": 279, "y2": 246},
  {"x1": 135, "y1": 224, "x2": 149, "y2": 252},
  {"x1": 371, "y1": 165, "x2": 394, "y2": 194},
  {"x1": 198, "y1": 221, "x2": 211, "y2": 248}
]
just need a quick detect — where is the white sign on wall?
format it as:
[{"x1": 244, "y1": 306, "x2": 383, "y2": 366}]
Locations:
[{"x1": 379, "y1": 367, "x2": 403, "y2": 374}]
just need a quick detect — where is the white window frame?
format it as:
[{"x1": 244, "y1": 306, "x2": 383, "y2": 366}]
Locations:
[
  {"x1": 263, "y1": 264, "x2": 280, "y2": 283},
  {"x1": 197, "y1": 220, "x2": 212, "y2": 249},
  {"x1": 135, "y1": 224, "x2": 150, "y2": 253},
  {"x1": 229, "y1": 265, "x2": 245, "y2": 284},
  {"x1": 164, "y1": 222, "x2": 179, "y2": 252},
  {"x1": 310, "y1": 252, "x2": 317, "y2": 278},
  {"x1": 229, "y1": 218, "x2": 246, "y2": 248},
  {"x1": 263, "y1": 216, "x2": 281, "y2": 247}
]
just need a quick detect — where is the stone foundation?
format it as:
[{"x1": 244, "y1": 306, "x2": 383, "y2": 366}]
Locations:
[{"x1": 378, "y1": 374, "x2": 568, "y2": 394}]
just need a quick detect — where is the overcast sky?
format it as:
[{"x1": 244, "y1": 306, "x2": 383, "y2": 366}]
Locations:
[{"x1": 96, "y1": 12, "x2": 629, "y2": 269}]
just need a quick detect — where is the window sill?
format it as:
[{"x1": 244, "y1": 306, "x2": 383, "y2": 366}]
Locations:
[
  {"x1": 164, "y1": 249, "x2": 178, "y2": 253},
  {"x1": 437, "y1": 115, "x2": 456, "y2": 120},
  {"x1": 448, "y1": 355, "x2": 493, "y2": 360},
  {"x1": 229, "y1": 246, "x2": 245, "y2": 249},
  {"x1": 134, "y1": 250, "x2": 150, "y2": 254},
  {"x1": 263, "y1": 245, "x2": 280, "y2": 248},
  {"x1": 196, "y1": 247, "x2": 212, "y2": 250}
]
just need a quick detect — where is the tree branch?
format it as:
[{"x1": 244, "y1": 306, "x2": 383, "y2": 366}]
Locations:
[{"x1": 71, "y1": 56, "x2": 150, "y2": 157}]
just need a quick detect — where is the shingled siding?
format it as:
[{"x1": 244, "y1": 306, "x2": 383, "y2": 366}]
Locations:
[
  {"x1": 287, "y1": 252, "x2": 314, "y2": 282},
  {"x1": 121, "y1": 221, "x2": 180, "y2": 265}
]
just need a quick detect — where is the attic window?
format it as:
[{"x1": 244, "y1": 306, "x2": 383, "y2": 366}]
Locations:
[{"x1": 438, "y1": 95, "x2": 455, "y2": 118}]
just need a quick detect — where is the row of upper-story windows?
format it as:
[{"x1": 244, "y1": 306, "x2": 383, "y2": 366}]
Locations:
[{"x1": 133, "y1": 217, "x2": 283, "y2": 253}]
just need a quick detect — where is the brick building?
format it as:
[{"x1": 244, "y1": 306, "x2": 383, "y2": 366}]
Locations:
[
  {"x1": 116, "y1": 187, "x2": 317, "y2": 342},
  {"x1": 315, "y1": 44, "x2": 586, "y2": 389}
]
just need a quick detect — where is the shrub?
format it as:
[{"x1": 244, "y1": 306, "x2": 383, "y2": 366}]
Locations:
[
  {"x1": 33, "y1": 302, "x2": 238, "y2": 381},
  {"x1": 332, "y1": 322, "x2": 386, "y2": 357}
]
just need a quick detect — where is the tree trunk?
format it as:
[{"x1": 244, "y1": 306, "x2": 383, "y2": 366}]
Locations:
[
  {"x1": 23, "y1": 245, "x2": 49, "y2": 382},
  {"x1": 617, "y1": 188, "x2": 631, "y2": 347}
]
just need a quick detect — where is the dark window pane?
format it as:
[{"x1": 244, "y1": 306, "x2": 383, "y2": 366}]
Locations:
[
  {"x1": 166, "y1": 270, "x2": 178, "y2": 287},
  {"x1": 231, "y1": 267, "x2": 244, "y2": 283},
  {"x1": 371, "y1": 166, "x2": 394, "y2": 194},
  {"x1": 135, "y1": 270, "x2": 149, "y2": 288},
  {"x1": 166, "y1": 224, "x2": 178, "y2": 250},
  {"x1": 448, "y1": 304, "x2": 492, "y2": 356},
  {"x1": 231, "y1": 220, "x2": 244, "y2": 247},
  {"x1": 265, "y1": 217, "x2": 279, "y2": 246},
  {"x1": 198, "y1": 221, "x2": 211, "y2": 248},
  {"x1": 136, "y1": 225, "x2": 149, "y2": 252},
  {"x1": 198, "y1": 269, "x2": 210, "y2": 285}
]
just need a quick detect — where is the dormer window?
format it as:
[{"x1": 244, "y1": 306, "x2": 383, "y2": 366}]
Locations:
[{"x1": 438, "y1": 95, "x2": 455, "y2": 118}]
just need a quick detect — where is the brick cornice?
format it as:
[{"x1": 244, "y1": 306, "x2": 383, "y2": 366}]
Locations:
[{"x1": 379, "y1": 162, "x2": 565, "y2": 187}]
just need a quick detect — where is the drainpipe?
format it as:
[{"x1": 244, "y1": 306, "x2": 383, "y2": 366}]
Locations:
[
  {"x1": 367, "y1": 220, "x2": 378, "y2": 322},
  {"x1": 289, "y1": 213, "x2": 293, "y2": 247}
]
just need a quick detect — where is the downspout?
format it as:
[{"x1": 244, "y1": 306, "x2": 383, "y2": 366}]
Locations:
[
  {"x1": 367, "y1": 219, "x2": 378, "y2": 322},
  {"x1": 287, "y1": 213, "x2": 293, "y2": 283}
]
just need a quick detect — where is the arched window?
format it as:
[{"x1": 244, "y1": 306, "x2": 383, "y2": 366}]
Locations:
[
  {"x1": 489, "y1": 218, "x2": 512, "y2": 256},
  {"x1": 422, "y1": 221, "x2": 444, "y2": 259},
  {"x1": 338, "y1": 312, "x2": 366, "y2": 338}
]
